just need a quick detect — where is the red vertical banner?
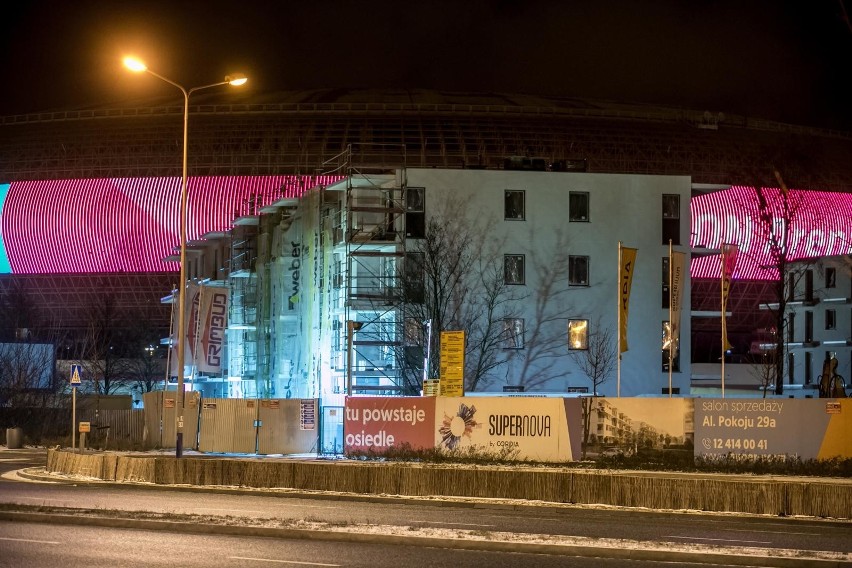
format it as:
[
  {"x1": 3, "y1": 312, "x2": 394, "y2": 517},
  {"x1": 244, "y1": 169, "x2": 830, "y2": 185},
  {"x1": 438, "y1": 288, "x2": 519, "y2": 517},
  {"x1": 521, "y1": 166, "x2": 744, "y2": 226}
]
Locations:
[{"x1": 720, "y1": 243, "x2": 739, "y2": 350}]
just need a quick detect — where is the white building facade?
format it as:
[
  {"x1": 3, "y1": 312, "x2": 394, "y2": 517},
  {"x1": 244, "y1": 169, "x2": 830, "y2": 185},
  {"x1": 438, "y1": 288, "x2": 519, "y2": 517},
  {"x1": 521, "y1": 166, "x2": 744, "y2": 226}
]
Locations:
[
  {"x1": 777, "y1": 256, "x2": 852, "y2": 392},
  {"x1": 187, "y1": 167, "x2": 693, "y2": 402}
]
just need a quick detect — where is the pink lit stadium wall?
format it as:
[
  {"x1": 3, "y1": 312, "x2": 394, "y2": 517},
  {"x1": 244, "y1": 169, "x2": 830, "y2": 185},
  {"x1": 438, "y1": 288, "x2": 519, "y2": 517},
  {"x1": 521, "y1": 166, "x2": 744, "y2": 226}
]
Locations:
[
  {"x1": 0, "y1": 176, "x2": 341, "y2": 274},
  {"x1": 690, "y1": 186, "x2": 852, "y2": 280},
  {"x1": 0, "y1": 180, "x2": 848, "y2": 276}
]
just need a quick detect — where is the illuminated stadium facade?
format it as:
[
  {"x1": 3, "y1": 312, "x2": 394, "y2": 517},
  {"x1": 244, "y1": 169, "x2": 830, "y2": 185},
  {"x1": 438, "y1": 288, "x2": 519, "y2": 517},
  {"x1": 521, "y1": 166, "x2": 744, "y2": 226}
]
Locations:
[{"x1": 1, "y1": 89, "x2": 851, "y2": 367}]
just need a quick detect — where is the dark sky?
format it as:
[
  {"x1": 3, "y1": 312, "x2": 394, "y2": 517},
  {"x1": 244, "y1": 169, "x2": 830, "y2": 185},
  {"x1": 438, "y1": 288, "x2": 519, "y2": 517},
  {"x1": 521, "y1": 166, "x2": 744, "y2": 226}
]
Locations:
[{"x1": 2, "y1": 0, "x2": 852, "y2": 130}]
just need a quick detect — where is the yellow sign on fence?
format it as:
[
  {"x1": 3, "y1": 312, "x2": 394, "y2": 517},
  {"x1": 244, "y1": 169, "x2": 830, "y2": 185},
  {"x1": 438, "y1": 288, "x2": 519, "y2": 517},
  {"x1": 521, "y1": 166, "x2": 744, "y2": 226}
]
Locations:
[
  {"x1": 439, "y1": 330, "x2": 465, "y2": 397},
  {"x1": 78, "y1": 421, "x2": 91, "y2": 433}
]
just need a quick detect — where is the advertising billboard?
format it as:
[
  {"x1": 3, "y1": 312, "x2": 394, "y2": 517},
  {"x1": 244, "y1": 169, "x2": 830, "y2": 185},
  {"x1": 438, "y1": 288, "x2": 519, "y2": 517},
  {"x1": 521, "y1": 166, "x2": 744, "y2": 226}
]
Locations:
[{"x1": 694, "y1": 398, "x2": 852, "y2": 460}]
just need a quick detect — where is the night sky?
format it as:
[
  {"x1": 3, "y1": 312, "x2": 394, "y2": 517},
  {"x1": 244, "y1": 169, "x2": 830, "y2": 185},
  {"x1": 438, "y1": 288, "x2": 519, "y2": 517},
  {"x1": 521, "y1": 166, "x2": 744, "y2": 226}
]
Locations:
[{"x1": 2, "y1": 1, "x2": 852, "y2": 130}]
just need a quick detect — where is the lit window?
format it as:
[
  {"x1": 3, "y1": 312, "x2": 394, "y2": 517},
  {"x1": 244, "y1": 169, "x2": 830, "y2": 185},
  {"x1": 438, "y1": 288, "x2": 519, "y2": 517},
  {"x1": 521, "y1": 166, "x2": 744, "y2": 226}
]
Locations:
[
  {"x1": 569, "y1": 191, "x2": 589, "y2": 222},
  {"x1": 504, "y1": 190, "x2": 525, "y2": 220},
  {"x1": 662, "y1": 321, "x2": 680, "y2": 372},
  {"x1": 502, "y1": 318, "x2": 524, "y2": 349},
  {"x1": 569, "y1": 255, "x2": 589, "y2": 286},
  {"x1": 568, "y1": 319, "x2": 588, "y2": 350},
  {"x1": 504, "y1": 254, "x2": 525, "y2": 285}
]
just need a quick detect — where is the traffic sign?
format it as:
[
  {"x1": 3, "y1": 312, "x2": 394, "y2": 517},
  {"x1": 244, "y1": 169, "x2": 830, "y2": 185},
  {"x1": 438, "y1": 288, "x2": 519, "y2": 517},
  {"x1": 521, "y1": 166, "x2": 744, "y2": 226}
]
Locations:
[{"x1": 70, "y1": 364, "x2": 83, "y2": 385}]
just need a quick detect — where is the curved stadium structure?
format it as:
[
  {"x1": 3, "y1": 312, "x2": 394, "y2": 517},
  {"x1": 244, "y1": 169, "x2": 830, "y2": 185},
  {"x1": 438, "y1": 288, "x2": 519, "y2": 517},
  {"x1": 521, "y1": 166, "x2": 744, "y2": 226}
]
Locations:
[{"x1": 1, "y1": 89, "x2": 851, "y2": 354}]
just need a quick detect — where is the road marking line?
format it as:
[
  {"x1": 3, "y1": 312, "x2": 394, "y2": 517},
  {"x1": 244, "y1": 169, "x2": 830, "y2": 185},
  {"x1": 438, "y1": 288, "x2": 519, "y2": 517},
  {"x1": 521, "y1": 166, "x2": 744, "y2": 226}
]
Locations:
[
  {"x1": 665, "y1": 535, "x2": 771, "y2": 544},
  {"x1": 0, "y1": 536, "x2": 61, "y2": 545},
  {"x1": 195, "y1": 508, "x2": 267, "y2": 514},
  {"x1": 409, "y1": 520, "x2": 495, "y2": 527},
  {"x1": 16, "y1": 497, "x2": 66, "y2": 502},
  {"x1": 230, "y1": 557, "x2": 340, "y2": 566},
  {"x1": 723, "y1": 528, "x2": 821, "y2": 536},
  {"x1": 0, "y1": 471, "x2": 61, "y2": 484}
]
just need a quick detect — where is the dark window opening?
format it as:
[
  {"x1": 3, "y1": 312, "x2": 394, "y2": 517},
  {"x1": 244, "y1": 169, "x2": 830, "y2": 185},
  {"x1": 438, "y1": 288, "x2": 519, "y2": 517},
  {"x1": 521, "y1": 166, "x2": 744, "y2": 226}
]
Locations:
[{"x1": 569, "y1": 191, "x2": 589, "y2": 222}]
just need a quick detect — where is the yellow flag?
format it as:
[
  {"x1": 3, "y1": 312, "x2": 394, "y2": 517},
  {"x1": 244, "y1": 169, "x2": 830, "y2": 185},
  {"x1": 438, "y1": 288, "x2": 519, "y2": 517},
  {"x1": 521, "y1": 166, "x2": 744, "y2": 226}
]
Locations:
[
  {"x1": 619, "y1": 246, "x2": 637, "y2": 353},
  {"x1": 721, "y1": 243, "x2": 739, "y2": 350}
]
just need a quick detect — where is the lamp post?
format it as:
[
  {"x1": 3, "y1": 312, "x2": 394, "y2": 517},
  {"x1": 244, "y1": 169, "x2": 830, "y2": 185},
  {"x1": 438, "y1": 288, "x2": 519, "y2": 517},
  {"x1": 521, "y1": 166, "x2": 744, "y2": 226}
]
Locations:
[{"x1": 123, "y1": 56, "x2": 247, "y2": 457}]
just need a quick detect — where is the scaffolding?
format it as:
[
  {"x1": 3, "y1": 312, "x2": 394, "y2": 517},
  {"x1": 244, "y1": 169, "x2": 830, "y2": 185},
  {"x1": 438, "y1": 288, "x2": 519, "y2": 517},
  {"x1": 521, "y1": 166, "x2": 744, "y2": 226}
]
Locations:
[
  {"x1": 326, "y1": 148, "x2": 409, "y2": 395},
  {"x1": 227, "y1": 218, "x2": 259, "y2": 397}
]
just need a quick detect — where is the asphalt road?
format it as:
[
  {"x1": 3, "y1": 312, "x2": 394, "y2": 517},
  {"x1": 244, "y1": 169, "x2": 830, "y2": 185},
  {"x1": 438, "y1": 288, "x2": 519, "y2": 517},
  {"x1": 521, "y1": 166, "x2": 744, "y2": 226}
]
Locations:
[
  {"x1": 0, "y1": 520, "x2": 744, "y2": 568},
  {"x1": 1, "y1": 447, "x2": 850, "y2": 566}
]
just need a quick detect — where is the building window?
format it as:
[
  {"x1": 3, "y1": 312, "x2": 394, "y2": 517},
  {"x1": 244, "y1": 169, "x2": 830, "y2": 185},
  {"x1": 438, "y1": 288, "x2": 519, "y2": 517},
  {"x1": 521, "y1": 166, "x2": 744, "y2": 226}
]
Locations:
[
  {"x1": 405, "y1": 187, "x2": 426, "y2": 238},
  {"x1": 661, "y1": 257, "x2": 670, "y2": 308},
  {"x1": 569, "y1": 191, "x2": 589, "y2": 222},
  {"x1": 787, "y1": 312, "x2": 795, "y2": 343},
  {"x1": 825, "y1": 267, "x2": 836, "y2": 289},
  {"x1": 505, "y1": 190, "x2": 525, "y2": 220},
  {"x1": 788, "y1": 352, "x2": 795, "y2": 385},
  {"x1": 826, "y1": 309, "x2": 836, "y2": 330},
  {"x1": 503, "y1": 254, "x2": 525, "y2": 285},
  {"x1": 805, "y1": 269, "x2": 814, "y2": 302},
  {"x1": 502, "y1": 318, "x2": 524, "y2": 349},
  {"x1": 403, "y1": 317, "x2": 423, "y2": 346},
  {"x1": 662, "y1": 321, "x2": 680, "y2": 372},
  {"x1": 404, "y1": 252, "x2": 425, "y2": 304},
  {"x1": 568, "y1": 255, "x2": 589, "y2": 286},
  {"x1": 805, "y1": 351, "x2": 812, "y2": 385},
  {"x1": 568, "y1": 319, "x2": 588, "y2": 350},
  {"x1": 662, "y1": 194, "x2": 680, "y2": 245},
  {"x1": 805, "y1": 311, "x2": 814, "y2": 343}
]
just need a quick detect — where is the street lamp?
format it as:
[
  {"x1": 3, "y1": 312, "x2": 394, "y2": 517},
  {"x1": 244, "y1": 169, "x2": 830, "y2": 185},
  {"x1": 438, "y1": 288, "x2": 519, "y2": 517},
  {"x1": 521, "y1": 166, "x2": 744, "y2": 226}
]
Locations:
[{"x1": 123, "y1": 56, "x2": 247, "y2": 458}]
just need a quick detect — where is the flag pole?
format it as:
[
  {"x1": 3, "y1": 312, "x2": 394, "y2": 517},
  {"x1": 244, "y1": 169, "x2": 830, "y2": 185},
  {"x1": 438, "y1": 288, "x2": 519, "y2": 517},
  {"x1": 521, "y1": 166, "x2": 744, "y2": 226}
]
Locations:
[
  {"x1": 617, "y1": 241, "x2": 622, "y2": 398},
  {"x1": 668, "y1": 239, "x2": 673, "y2": 398}
]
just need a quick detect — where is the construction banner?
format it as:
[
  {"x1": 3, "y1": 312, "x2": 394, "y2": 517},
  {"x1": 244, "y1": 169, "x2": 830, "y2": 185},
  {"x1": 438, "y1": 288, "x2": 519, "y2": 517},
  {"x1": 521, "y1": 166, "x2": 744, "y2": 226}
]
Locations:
[
  {"x1": 169, "y1": 282, "x2": 200, "y2": 379},
  {"x1": 194, "y1": 286, "x2": 229, "y2": 374},
  {"x1": 619, "y1": 246, "x2": 638, "y2": 352},
  {"x1": 695, "y1": 398, "x2": 852, "y2": 460},
  {"x1": 434, "y1": 397, "x2": 582, "y2": 461}
]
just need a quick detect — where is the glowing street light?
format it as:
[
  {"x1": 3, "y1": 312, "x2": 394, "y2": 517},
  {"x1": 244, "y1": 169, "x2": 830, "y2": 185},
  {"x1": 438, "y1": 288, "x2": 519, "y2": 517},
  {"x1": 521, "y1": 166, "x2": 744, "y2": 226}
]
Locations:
[{"x1": 124, "y1": 56, "x2": 247, "y2": 458}]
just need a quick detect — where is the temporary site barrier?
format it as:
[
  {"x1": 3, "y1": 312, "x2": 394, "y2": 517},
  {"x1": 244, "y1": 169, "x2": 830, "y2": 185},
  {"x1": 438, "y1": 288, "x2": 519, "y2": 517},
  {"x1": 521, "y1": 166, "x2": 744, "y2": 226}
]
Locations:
[
  {"x1": 256, "y1": 398, "x2": 319, "y2": 455},
  {"x1": 142, "y1": 390, "x2": 201, "y2": 450},
  {"x1": 344, "y1": 396, "x2": 583, "y2": 462},
  {"x1": 198, "y1": 398, "x2": 258, "y2": 453},
  {"x1": 344, "y1": 396, "x2": 851, "y2": 462}
]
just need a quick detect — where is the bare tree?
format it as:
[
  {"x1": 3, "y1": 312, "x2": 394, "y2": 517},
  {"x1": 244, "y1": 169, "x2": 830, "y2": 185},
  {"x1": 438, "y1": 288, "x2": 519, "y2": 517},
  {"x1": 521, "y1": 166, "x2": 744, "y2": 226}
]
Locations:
[
  {"x1": 79, "y1": 294, "x2": 134, "y2": 396},
  {"x1": 738, "y1": 166, "x2": 830, "y2": 395},
  {"x1": 0, "y1": 341, "x2": 57, "y2": 408},
  {"x1": 396, "y1": 198, "x2": 516, "y2": 394},
  {"x1": 507, "y1": 229, "x2": 576, "y2": 390},
  {"x1": 749, "y1": 350, "x2": 777, "y2": 399},
  {"x1": 569, "y1": 322, "x2": 617, "y2": 458}
]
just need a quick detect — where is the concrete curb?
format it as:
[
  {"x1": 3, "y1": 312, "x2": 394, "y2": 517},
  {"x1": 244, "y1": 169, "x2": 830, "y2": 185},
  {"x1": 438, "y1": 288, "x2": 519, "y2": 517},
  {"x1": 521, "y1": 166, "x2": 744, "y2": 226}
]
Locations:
[
  {"x1": 43, "y1": 449, "x2": 852, "y2": 519},
  {"x1": 0, "y1": 510, "x2": 847, "y2": 568},
  {"x1": 17, "y1": 467, "x2": 852, "y2": 528}
]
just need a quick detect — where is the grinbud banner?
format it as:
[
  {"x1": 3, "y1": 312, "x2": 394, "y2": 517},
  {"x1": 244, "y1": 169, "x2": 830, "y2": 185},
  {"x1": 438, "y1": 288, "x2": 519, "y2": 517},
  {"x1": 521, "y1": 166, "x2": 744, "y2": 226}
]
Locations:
[{"x1": 191, "y1": 285, "x2": 229, "y2": 374}]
